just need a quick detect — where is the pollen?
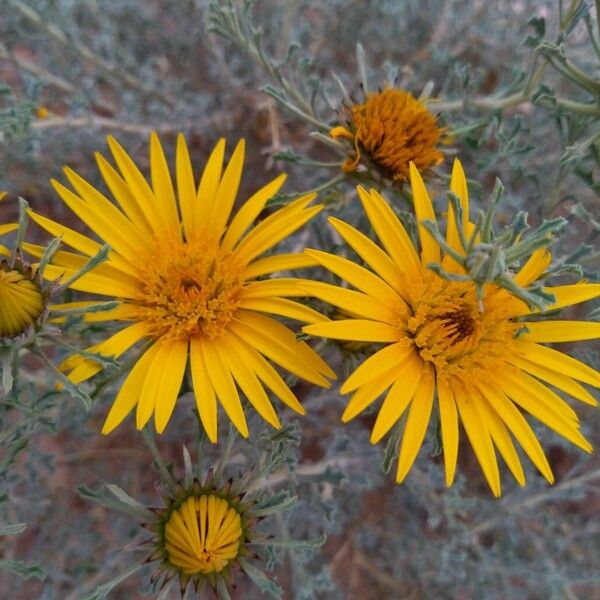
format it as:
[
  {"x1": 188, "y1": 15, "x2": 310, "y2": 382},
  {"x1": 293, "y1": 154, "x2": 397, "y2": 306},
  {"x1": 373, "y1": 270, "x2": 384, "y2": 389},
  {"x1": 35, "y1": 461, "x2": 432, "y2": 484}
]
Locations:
[
  {"x1": 132, "y1": 234, "x2": 243, "y2": 341},
  {"x1": 164, "y1": 495, "x2": 243, "y2": 575},
  {"x1": 0, "y1": 265, "x2": 44, "y2": 338},
  {"x1": 406, "y1": 274, "x2": 517, "y2": 379},
  {"x1": 332, "y1": 88, "x2": 444, "y2": 181}
]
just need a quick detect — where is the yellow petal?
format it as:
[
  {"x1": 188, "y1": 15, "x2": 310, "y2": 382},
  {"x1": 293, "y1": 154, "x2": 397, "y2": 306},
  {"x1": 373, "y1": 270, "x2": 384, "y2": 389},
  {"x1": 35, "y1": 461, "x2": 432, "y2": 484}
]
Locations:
[
  {"x1": 50, "y1": 178, "x2": 144, "y2": 266},
  {"x1": 62, "y1": 166, "x2": 151, "y2": 251},
  {"x1": 195, "y1": 138, "x2": 226, "y2": 231},
  {"x1": 437, "y1": 375, "x2": 459, "y2": 487},
  {"x1": 303, "y1": 249, "x2": 402, "y2": 310},
  {"x1": 505, "y1": 368, "x2": 579, "y2": 424},
  {"x1": 102, "y1": 341, "x2": 160, "y2": 434},
  {"x1": 228, "y1": 332, "x2": 305, "y2": 414},
  {"x1": 476, "y1": 392, "x2": 525, "y2": 486},
  {"x1": 304, "y1": 319, "x2": 401, "y2": 343},
  {"x1": 176, "y1": 133, "x2": 196, "y2": 239},
  {"x1": 240, "y1": 297, "x2": 327, "y2": 324},
  {"x1": 371, "y1": 354, "x2": 423, "y2": 444},
  {"x1": 242, "y1": 278, "x2": 316, "y2": 299},
  {"x1": 409, "y1": 162, "x2": 441, "y2": 267},
  {"x1": 150, "y1": 132, "x2": 181, "y2": 233},
  {"x1": 454, "y1": 380, "x2": 501, "y2": 497},
  {"x1": 496, "y1": 370, "x2": 592, "y2": 453},
  {"x1": 508, "y1": 354, "x2": 598, "y2": 406},
  {"x1": 95, "y1": 151, "x2": 153, "y2": 235},
  {"x1": 327, "y1": 216, "x2": 408, "y2": 297},
  {"x1": 239, "y1": 311, "x2": 335, "y2": 382},
  {"x1": 543, "y1": 283, "x2": 600, "y2": 312},
  {"x1": 221, "y1": 173, "x2": 287, "y2": 252},
  {"x1": 356, "y1": 186, "x2": 420, "y2": 278},
  {"x1": 233, "y1": 311, "x2": 334, "y2": 385},
  {"x1": 180, "y1": 496, "x2": 202, "y2": 554},
  {"x1": 443, "y1": 159, "x2": 469, "y2": 272},
  {"x1": 136, "y1": 340, "x2": 176, "y2": 429},
  {"x1": 521, "y1": 320, "x2": 600, "y2": 343},
  {"x1": 517, "y1": 340, "x2": 600, "y2": 388},
  {"x1": 190, "y1": 338, "x2": 218, "y2": 443},
  {"x1": 106, "y1": 135, "x2": 162, "y2": 233},
  {"x1": 202, "y1": 338, "x2": 249, "y2": 438},
  {"x1": 476, "y1": 381, "x2": 554, "y2": 483},
  {"x1": 396, "y1": 363, "x2": 435, "y2": 483},
  {"x1": 0, "y1": 223, "x2": 18, "y2": 236},
  {"x1": 27, "y1": 245, "x2": 137, "y2": 287},
  {"x1": 340, "y1": 342, "x2": 412, "y2": 394},
  {"x1": 341, "y1": 363, "x2": 400, "y2": 422},
  {"x1": 513, "y1": 248, "x2": 551, "y2": 286},
  {"x1": 220, "y1": 336, "x2": 281, "y2": 430},
  {"x1": 66, "y1": 321, "x2": 150, "y2": 384},
  {"x1": 234, "y1": 201, "x2": 322, "y2": 265},
  {"x1": 300, "y1": 280, "x2": 398, "y2": 323},
  {"x1": 207, "y1": 139, "x2": 245, "y2": 237},
  {"x1": 154, "y1": 340, "x2": 189, "y2": 433},
  {"x1": 27, "y1": 209, "x2": 100, "y2": 257},
  {"x1": 243, "y1": 252, "x2": 318, "y2": 279},
  {"x1": 42, "y1": 264, "x2": 139, "y2": 298}
]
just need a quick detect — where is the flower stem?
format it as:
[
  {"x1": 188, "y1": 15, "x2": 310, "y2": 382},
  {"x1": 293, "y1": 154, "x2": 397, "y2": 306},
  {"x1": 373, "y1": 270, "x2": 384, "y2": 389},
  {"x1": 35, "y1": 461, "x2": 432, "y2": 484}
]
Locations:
[
  {"x1": 142, "y1": 427, "x2": 176, "y2": 494},
  {"x1": 214, "y1": 423, "x2": 236, "y2": 481}
]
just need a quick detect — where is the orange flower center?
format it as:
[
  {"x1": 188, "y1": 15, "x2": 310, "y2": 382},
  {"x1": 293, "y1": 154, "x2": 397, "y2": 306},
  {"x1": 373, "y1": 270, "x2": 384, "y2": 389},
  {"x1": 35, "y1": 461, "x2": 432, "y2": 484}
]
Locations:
[
  {"x1": 133, "y1": 234, "x2": 243, "y2": 341},
  {"x1": 405, "y1": 274, "x2": 518, "y2": 380}
]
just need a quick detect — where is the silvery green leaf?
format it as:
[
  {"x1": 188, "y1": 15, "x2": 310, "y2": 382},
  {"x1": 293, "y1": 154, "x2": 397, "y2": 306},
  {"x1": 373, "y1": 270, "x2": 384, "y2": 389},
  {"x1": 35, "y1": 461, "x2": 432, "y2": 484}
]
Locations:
[
  {"x1": 0, "y1": 559, "x2": 46, "y2": 581},
  {"x1": 239, "y1": 557, "x2": 283, "y2": 599},
  {"x1": 81, "y1": 564, "x2": 142, "y2": 600},
  {"x1": 0, "y1": 522, "x2": 27, "y2": 536}
]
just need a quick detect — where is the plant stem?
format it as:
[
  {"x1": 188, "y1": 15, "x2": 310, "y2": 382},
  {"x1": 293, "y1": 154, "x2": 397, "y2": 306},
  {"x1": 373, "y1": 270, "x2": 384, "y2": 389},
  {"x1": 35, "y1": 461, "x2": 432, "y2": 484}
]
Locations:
[
  {"x1": 142, "y1": 427, "x2": 176, "y2": 493},
  {"x1": 214, "y1": 423, "x2": 236, "y2": 481}
]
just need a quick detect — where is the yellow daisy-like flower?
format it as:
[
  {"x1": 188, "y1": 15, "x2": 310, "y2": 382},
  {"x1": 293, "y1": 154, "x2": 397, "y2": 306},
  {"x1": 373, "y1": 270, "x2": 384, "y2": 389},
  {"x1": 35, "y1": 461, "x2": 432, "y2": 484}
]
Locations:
[
  {"x1": 331, "y1": 88, "x2": 444, "y2": 181},
  {"x1": 27, "y1": 134, "x2": 335, "y2": 439},
  {"x1": 303, "y1": 160, "x2": 600, "y2": 496}
]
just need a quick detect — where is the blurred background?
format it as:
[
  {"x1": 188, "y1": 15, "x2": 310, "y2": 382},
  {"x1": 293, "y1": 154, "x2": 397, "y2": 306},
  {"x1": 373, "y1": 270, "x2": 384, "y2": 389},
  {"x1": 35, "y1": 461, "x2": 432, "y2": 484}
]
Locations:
[{"x1": 1, "y1": 1, "x2": 599, "y2": 598}]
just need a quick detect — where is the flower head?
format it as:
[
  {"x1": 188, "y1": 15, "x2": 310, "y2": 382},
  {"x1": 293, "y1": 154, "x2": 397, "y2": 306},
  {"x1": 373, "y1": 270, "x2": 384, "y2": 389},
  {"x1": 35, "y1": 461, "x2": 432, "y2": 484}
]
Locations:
[
  {"x1": 0, "y1": 256, "x2": 46, "y2": 341},
  {"x1": 144, "y1": 471, "x2": 253, "y2": 594},
  {"x1": 303, "y1": 160, "x2": 600, "y2": 496},
  {"x1": 331, "y1": 88, "x2": 444, "y2": 181},
  {"x1": 0, "y1": 202, "x2": 48, "y2": 343},
  {"x1": 28, "y1": 134, "x2": 335, "y2": 438},
  {"x1": 127, "y1": 457, "x2": 294, "y2": 598}
]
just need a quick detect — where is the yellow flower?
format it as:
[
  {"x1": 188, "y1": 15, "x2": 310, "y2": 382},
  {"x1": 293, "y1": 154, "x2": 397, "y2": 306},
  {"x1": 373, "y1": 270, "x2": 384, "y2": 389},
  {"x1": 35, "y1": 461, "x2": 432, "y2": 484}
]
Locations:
[
  {"x1": 36, "y1": 106, "x2": 49, "y2": 120},
  {"x1": 331, "y1": 88, "x2": 444, "y2": 181},
  {"x1": 0, "y1": 260, "x2": 44, "y2": 339},
  {"x1": 141, "y1": 468, "x2": 269, "y2": 596},
  {"x1": 0, "y1": 203, "x2": 46, "y2": 340},
  {"x1": 303, "y1": 160, "x2": 600, "y2": 496},
  {"x1": 27, "y1": 134, "x2": 335, "y2": 438}
]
